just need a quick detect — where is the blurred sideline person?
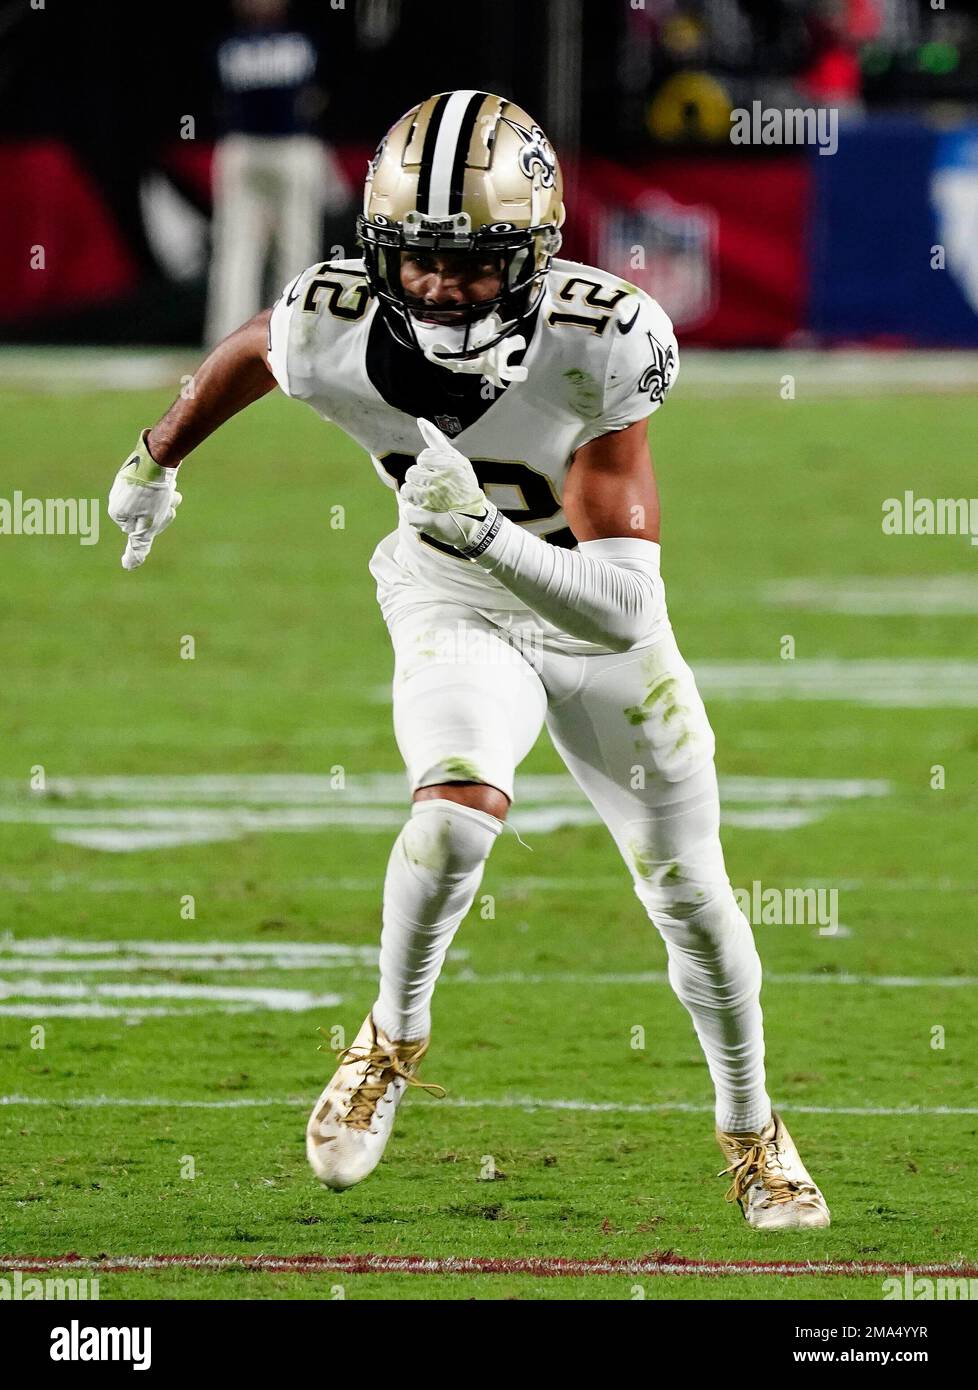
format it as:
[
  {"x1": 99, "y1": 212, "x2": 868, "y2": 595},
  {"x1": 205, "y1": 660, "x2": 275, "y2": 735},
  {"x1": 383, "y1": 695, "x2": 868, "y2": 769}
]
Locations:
[{"x1": 205, "y1": 0, "x2": 348, "y2": 346}]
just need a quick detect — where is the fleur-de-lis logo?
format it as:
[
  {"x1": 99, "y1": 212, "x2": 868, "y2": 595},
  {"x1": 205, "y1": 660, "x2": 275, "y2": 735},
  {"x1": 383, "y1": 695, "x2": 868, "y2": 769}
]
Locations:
[
  {"x1": 502, "y1": 118, "x2": 557, "y2": 189},
  {"x1": 638, "y1": 331, "x2": 677, "y2": 404}
]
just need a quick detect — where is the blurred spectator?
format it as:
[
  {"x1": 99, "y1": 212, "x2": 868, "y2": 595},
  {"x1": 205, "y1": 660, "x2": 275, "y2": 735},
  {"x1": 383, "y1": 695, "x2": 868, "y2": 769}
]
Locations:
[
  {"x1": 798, "y1": 0, "x2": 868, "y2": 110},
  {"x1": 204, "y1": 0, "x2": 350, "y2": 346}
]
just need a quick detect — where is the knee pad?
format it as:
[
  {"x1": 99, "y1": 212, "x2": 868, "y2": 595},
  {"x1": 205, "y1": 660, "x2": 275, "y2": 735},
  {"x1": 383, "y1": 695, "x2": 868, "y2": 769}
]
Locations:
[{"x1": 398, "y1": 798, "x2": 503, "y2": 885}]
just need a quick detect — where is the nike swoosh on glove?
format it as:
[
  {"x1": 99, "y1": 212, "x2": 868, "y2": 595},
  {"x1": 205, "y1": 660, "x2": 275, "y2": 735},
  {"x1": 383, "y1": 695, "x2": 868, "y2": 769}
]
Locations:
[
  {"x1": 108, "y1": 431, "x2": 182, "y2": 570},
  {"x1": 399, "y1": 417, "x2": 502, "y2": 556}
]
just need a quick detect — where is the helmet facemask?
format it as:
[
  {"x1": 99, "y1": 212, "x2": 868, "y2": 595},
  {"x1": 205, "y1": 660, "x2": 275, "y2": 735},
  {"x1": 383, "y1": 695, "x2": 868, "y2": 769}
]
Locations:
[{"x1": 358, "y1": 210, "x2": 561, "y2": 362}]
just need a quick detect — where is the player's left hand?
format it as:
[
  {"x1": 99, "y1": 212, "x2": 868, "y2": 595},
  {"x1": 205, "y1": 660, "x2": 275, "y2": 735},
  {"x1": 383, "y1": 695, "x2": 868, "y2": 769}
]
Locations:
[
  {"x1": 400, "y1": 418, "x2": 498, "y2": 553},
  {"x1": 108, "y1": 431, "x2": 182, "y2": 570}
]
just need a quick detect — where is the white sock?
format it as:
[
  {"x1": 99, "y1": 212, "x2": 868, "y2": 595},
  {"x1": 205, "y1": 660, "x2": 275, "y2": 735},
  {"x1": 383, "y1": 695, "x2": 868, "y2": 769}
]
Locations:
[
  {"x1": 648, "y1": 893, "x2": 771, "y2": 1134},
  {"x1": 372, "y1": 798, "x2": 503, "y2": 1041}
]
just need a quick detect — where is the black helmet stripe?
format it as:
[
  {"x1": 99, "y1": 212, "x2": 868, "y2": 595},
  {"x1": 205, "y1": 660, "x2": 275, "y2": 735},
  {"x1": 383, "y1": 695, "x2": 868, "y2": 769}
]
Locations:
[
  {"x1": 414, "y1": 91, "x2": 452, "y2": 216},
  {"x1": 424, "y1": 89, "x2": 485, "y2": 218},
  {"x1": 447, "y1": 91, "x2": 489, "y2": 215}
]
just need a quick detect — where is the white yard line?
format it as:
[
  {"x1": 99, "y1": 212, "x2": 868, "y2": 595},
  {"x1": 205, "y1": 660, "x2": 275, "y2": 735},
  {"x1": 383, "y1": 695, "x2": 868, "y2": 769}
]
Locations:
[
  {"x1": 0, "y1": 966, "x2": 971, "y2": 988},
  {"x1": 0, "y1": 772, "x2": 891, "y2": 804},
  {"x1": 435, "y1": 970, "x2": 978, "y2": 988},
  {"x1": 676, "y1": 349, "x2": 978, "y2": 396},
  {"x1": 0, "y1": 937, "x2": 380, "y2": 958},
  {"x1": 1, "y1": 1094, "x2": 975, "y2": 1116},
  {"x1": 693, "y1": 660, "x2": 978, "y2": 708},
  {"x1": 4, "y1": 873, "x2": 975, "y2": 896},
  {"x1": 2, "y1": 773, "x2": 417, "y2": 802},
  {"x1": 0, "y1": 956, "x2": 360, "y2": 974},
  {"x1": 55, "y1": 829, "x2": 245, "y2": 852},
  {"x1": 0, "y1": 771, "x2": 893, "y2": 851},
  {"x1": 0, "y1": 806, "x2": 412, "y2": 827},
  {"x1": 0, "y1": 937, "x2": 967, "y2": 989},
  {"x1": 0, "y1": 1003, "x2": 301, "y2": 1019},
  {"x1": 721, "y1": 809, "x2": 817, "y2": 829},
  {"x1": 0, "y1": 979, "x2": 341, "y2": 1006},
  {"x1": 0, "y1": 349, "x2": 198, "y2": 393},
  {"x1": 765, "y1": 576, "x2": 978, "y2": 616},
  {"x1": 0, "y1": 941, "x2": 361, "y2": 1015},
  {"x1": 5, "y1": 347, "x2": 976, "y2": 396},
  {"x1": 0, "y1": 875, "x2": 389, "y2": 893}
]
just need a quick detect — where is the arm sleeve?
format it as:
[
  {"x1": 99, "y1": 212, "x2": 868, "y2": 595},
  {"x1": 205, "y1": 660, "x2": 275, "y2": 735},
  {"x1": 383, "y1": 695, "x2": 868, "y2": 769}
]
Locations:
[{"x1": 472, "y1": 520, "x2": 663, "y2": 652}]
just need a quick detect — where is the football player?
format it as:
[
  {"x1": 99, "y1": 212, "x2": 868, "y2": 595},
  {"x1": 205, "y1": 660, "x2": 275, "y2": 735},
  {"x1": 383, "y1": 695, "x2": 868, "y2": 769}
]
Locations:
[{"x1": 108, "y1": 91, "x2": 829, "y2": 1229}]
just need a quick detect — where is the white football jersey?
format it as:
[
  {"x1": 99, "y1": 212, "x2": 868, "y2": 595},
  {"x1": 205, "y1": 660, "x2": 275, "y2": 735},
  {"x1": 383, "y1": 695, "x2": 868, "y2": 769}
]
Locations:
[{"x1": 266, "y1": 256, "x2": 679, "y2": 612}]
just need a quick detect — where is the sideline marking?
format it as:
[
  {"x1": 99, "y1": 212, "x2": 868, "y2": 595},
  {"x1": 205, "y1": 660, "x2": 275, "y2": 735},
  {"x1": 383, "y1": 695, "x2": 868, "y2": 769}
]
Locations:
[{"x1": 1, "y1": 1253, "x2": 976, "y2": 1278}]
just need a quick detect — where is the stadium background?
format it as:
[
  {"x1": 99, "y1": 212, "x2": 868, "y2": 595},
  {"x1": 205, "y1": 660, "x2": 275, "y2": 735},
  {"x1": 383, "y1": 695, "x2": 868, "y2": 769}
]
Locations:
[
  {"x1": 1, "y1": 0, "x2": 977, "y2": 1306},
  {"x1": 4, "y1": 0, "x2": 978, "y2": 347}
]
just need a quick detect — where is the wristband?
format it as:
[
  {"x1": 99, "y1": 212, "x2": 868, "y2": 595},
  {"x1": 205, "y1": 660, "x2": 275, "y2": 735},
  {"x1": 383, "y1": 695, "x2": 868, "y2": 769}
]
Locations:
[
  {"x1": 123, "y1": 430, "x2": 170, "y2": 484},
  {"x1": 459, "y1": 502, "x2": 503, "y2": 559}
]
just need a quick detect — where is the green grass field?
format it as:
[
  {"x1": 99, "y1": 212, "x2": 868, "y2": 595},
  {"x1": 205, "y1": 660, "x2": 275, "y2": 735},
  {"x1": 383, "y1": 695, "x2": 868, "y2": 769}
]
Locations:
[{"x1": 1, "y1": 357, "x2": 976, "y2": 1301}]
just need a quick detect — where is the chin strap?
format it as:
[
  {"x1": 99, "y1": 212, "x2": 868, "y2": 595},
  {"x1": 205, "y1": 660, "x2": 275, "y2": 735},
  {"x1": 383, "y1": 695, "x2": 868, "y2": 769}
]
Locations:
[{"x1": 420, "y1": 332, "x2": 529, "y2": 389}]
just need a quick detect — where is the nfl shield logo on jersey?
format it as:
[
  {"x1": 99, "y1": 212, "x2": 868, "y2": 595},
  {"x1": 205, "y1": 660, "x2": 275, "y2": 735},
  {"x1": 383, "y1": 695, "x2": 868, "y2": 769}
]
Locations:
[{"x1": 434, "y1": 414, "x2": 463, "y2": 437}]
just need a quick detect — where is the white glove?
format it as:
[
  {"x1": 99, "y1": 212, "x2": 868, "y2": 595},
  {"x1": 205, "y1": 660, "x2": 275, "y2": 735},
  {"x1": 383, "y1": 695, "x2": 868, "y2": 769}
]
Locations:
[
  {"x1": 108, "y1": 431, "x2": 182, "y2": 570},
  {"x1": 400, "y1": 418, "x2": 501, "y2": 556}
]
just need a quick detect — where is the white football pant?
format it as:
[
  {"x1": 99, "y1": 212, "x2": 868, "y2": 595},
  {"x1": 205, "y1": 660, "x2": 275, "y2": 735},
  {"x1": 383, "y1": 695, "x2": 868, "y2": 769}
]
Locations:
[{"x1": 370, "y1": 585, "x2": 772, "y2": 1134}]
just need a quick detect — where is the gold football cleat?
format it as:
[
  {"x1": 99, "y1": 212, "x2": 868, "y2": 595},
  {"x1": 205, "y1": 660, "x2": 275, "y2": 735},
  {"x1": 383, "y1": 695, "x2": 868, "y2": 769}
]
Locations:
[
  {"x1": 716, "y1": 1111, "x2": 831, "y2": 1230},
  {"x1": 306, "y1": 1014, "x2": 444, "y2": 1191}
]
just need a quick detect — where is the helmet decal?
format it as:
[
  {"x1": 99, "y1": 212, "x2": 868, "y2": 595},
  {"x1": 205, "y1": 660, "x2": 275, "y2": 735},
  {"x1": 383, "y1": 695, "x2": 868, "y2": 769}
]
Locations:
[{"x1": 500, "y1": 118, "x2": 558, "y2": 189}]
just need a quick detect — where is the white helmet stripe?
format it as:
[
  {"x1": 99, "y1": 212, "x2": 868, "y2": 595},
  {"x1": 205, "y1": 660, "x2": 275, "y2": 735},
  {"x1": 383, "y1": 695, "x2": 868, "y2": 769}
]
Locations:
[{"x1": 425, "y1": 89, "x2": 480, "y2": 217}]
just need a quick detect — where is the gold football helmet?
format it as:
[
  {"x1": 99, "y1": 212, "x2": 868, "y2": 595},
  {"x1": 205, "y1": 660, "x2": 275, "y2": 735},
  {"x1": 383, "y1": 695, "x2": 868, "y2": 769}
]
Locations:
[{"x1": 358, "y1": 91, "x2": 565, "y2": 359}]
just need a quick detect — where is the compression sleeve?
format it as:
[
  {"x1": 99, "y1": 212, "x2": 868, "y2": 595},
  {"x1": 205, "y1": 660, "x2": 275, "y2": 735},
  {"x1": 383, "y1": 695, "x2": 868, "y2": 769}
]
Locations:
[{"x1": 470, "y1": 515, "x2": 663, "y2": 651}]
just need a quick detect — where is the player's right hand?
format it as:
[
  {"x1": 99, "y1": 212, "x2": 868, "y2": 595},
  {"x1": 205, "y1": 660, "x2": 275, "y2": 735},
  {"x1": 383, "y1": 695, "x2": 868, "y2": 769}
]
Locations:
[
  {"x1": 400, "y1": 418, "x2": 500, "y2": 554},
  {"x1": 108, "y1": 431, "x2": 182, "y2": 570}
]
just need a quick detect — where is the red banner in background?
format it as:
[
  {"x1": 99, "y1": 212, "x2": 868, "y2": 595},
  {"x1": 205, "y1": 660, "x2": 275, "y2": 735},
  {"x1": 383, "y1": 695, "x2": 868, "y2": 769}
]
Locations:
[
  {"x1": 567, "y1": 156, "x2": 812, "y2": 346},
  {"x1": 1, "y1": 141, "x2": 810, "y2": 345},
  {"x1": 0, "y1": 142, "x2": 138, "y2": 324}
]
